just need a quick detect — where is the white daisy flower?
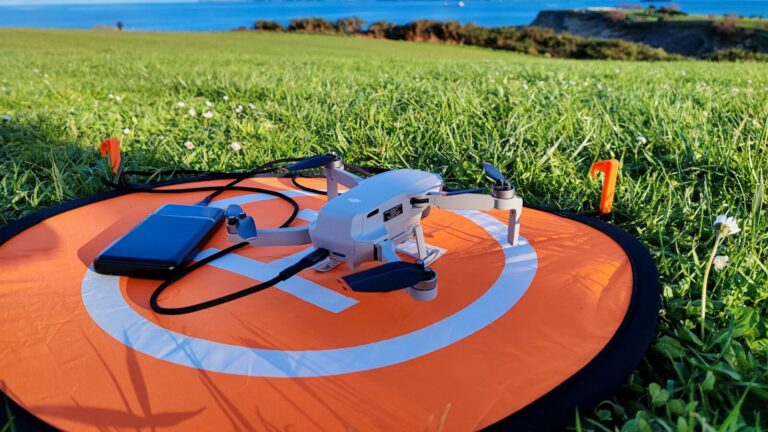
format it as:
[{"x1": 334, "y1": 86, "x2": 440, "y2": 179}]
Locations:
[
  {"x1": 248, "y1": 103, "x2": 256, "y2": 110},
  {"x1": 235, "y1": 105, "x2": 243, "y2": 114},
  {"x1": 122, "y1": 128, "x2": 131, "y2": 135},
  {"x1": 114, "y1": 95, "x2": 122, "y2": 103},
  {"x1": 188, "y1": 108, "x2": 197, "y2": 117},
  {"x1": 108, "y1": 94, "x2": 115, "y2": 100},
  {"x1": 176, "y1": 101, "x2": 186, "y2": 108},
  {"x1": 2, "y1": 114, "x2": 11, "y2": 122},
  {"x1": 203, "y1": 111, "x2": 214, "y2": 119},
  {"x1": 230, "y1": 141, "x2": 242, "y2": 152},
  {"x1": 205, "y1": 101, "x2": 213, "y2": 107},
  {"x1": 222, "y1": 95, "x2": 229, "y2": 101},
  {"x1": 183, "y1": 141, "x2": 195, "y2": 150},
  {"x1": 713, "y1": 255, "x2": 729, "y2": 271},
  {"x1": 636, "y1": 136, "x2": 648, "y2": 145},
  {"x1": 32, "y1": 68, "x2": 40, "y2": 74},
  {"x1": 714, "y1": 215, "x2": 741, "y2": 237}
]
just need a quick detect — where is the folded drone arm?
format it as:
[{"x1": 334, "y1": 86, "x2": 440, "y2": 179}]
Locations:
[
  {"x1": 427, "y1": 193, "x2": 523, "y2": 246},
  {"x1": 227, "y1": 226, "x2": 312, "y2": 247},
  {"x1": 427, "y1": 193, "x2": 496, "y2": 210}
]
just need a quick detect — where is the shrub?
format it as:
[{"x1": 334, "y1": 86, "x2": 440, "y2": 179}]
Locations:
[
  {"x1": 336, "y1": 16, "x2": 365, "y2": 34},
  {"x1": 712, "y1": 15, "x2": 740, "y2": 35},
  {"x1": 367, "y1": 21, "x2": 394, "y2": 39},
  {"x1": 254, "y1": 20, "x2": 283, "y2": 31},
  {"x1": 268, "y1": 17, "x2": 677, "y2": 61},
  {"x1": 710, "y1": 48, "x2": 768, "y2": 61},
  {"x1": 288, "y1": 17, "x2": 336, "y2": 33}
]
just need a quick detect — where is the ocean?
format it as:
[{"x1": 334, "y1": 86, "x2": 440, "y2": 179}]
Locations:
[{"x1": 1, "y1": 1, "x2": 767, "y2": 31}]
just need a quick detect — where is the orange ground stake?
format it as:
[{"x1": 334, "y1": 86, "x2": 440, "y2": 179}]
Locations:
[
  {"x1": 99, "y1": 137, "x2": 121, "y2": 173},
  {"x1": 590, "y1": 159, "x2": 619, "y2": 215}
]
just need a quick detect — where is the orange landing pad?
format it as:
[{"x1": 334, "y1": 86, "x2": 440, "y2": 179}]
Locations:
[{"x1": 0, "y1": 177, "x2": 660, "y2": 431}]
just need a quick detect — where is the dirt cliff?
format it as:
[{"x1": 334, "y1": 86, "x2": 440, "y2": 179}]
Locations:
[{"x1": 531, "y1": 10, "x2": 768, "y2": 58}]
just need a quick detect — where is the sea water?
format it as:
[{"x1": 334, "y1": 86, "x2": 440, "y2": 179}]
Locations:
[{"x1": 1, "y1": 0, "x2": 767, "y2": 31}]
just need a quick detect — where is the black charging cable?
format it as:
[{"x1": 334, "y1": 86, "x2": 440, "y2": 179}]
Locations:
[
  {"x1": 149, "y1": 247, "x2": 330, "y2": 315},
  {"x1": 290, "y1": 174, "x2": 328, "y2": 196}
]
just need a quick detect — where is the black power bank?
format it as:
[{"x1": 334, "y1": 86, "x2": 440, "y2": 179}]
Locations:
[{"x1": 93, "y1": 204, "x2": 225, "y2": 279}]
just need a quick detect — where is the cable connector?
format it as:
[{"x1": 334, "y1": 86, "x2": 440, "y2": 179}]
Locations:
[{"x1": 278, "y1": 248, "x2": 330, "y2": 280}]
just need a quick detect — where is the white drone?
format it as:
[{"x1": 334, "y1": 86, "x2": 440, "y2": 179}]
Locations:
[{"x1": 225, "y1": 153, "x2": 523, "y2": 301}]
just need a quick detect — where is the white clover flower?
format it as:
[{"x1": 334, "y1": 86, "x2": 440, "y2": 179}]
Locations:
[
  {"x1": 713, "y1": 255, "x2": 729, "y2": 271},
  {"x1": 248, "y1": 103, "x2": 256, "y2": 110},
  {"x1": 205, "y1": 101, "x2": 213, "y2": 107},
  {"x1": 176, "y1": 101, "x2": 186, "y2": 108},
  {"x1": 203, "y1": 111, "x2": 214, "y2": 119},
  {"x1": 183, "y1": 141, "x2": 195, "y2": 150},
  {"x1": 222, "y1": 95, "x2": 229, "y2": 101},
  {"x1": 636, "y1": 136, "x2": 648, "y2": 145},
  {"x1": 2, "y1": 114, "x2": 11, "y2": 122},
  {"x1": 235, "y1": 105, "x2": 243, "y2": 114},
  {"x1": 108, "y1": 94, "x2": 115, "y2": 100},
  {"x1": 32, "y1": 68, "x2": 40, "y2": 74},
  {"x1": 230, "y1": 141, "x2": 242, "y2": 152},
  {"x1": 122, "y1": 128, "x2": 131, "y2": 135},
  {"x1": 188, "y1": 108, "x2": 197, "y2": 117},
  {"x1": 114, "y1": 95, "x2": 122, "y2": 103},
  {"x1": 714, "y1": 215, "x2": 741, "y2": 237}
]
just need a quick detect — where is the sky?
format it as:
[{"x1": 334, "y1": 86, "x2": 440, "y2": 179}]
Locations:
[{"x1": 0, "y1": 0, "x2": 193, "y2": 4}]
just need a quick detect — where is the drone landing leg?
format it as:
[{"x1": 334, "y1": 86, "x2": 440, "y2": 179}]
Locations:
[
  {"x1": 324, "y1": 166, "x2": 363, "y2": 200},
  {"x1": 414, "y1": 225, "x2": 427, "y2": 260},
  {"x1": 326, "y1": 178, "x2": 339, "y2": 200},
  {"x1": 506, "y1": 198, "x2": 523, "y2": 246}
]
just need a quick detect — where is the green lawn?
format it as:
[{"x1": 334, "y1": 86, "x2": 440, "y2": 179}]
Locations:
[
  {"x1": 624, "y1": 10, "x2": 768, "y2": 29},
  {"x1": 1, "y1": 29, "x2": 767, "y2": 431}
]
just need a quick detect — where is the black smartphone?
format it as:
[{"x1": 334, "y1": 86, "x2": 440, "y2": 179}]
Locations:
[{"x1": 93, "y1": 204, "x2": 225, "y2": 279}]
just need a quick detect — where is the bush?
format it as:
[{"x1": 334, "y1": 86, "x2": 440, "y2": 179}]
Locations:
[
  {"x1": 367, "y1": 20, "x2": 393, "y2": 39},
  {"x1": 288, "y1": 17, "x2": 336, "y2": 33},
  {"x1": 710, "y1": 48, "x2": 768, "y2": 61},
  {"x1": 336, "y1": 16, "x2": 365, "y2": 34},
  {"x1": 712, "y1": 15, "x2": 741, "y2": 35},
  {"x1": 253, "y1": 17, "x2": 677, "y2": 61},
  {"x1": 254, "y1": 20, "x2": 283, "y2": 31}
]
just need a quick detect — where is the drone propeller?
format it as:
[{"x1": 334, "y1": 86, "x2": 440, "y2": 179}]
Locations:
[
  {"x1": 482, "y1": 162, "x2": 508, "y2": 185},
  {"x1": 342, "y1": 261, "x2": 435, "y2": 293},
  {"x1": 225, "y1": 204, "x2": 258, "y2": 239},
  {"x1": 285, "y1": 153, "x2": 339, "y2": 171},
  {"x1": 441, "y1": 162, "x2": 510, "y2": 196}
]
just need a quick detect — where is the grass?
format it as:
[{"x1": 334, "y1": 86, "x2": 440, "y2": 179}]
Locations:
[
  {"x1": 1, "y1": 29, "x2": 767, "y2": 430},
  {"x1": 623, "y1": 9, "x2": 768, "y2": 29}
]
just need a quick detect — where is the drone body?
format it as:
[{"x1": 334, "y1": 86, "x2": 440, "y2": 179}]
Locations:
[
  {"x1": 225, "y1": 154, "x2": 523, "y2": 301},
  {"x1": 310, "y1": 169, "x2": 442, "y2": 270}
]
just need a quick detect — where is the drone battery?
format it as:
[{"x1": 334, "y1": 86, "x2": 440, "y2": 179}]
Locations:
[{"x1": 93, "y1": 204, "x2": 224, "y2": 279}]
